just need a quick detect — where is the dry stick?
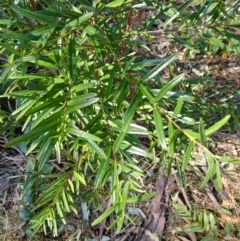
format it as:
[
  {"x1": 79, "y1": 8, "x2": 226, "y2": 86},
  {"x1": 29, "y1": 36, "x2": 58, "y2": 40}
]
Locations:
[
  {"x1": 0, "y1": 137, "x2": 26, "y2": 160},
  {"x1": 111, "y1": 226, "x2": 139, "y2": 241},
  {"x1": 0, "y1": 180, "x2": 9, "y2": 193},
  {"x1": 212, "y1": 131, "x2": 240, "y2": 139},
  {"x1": 110, "y1": 227, "x2": 136, "y2": 241},
  {"x1": 173, "y1": 173, "x2": 192, "y2": 210},
  {"x1": 30, "y1": 0, "x2": 37, "y2": 11},
  {"x1": 134, "y1": 171, "x2": 168, "y2": 241},
  {"x1": 0, "y1": 153, "x2": 26, "y2": 172},
  {"x1": 121, "y1": 0, "x2": 137, "y2": 55},
  {"x1": 125, "y1": 0, "x2": 137, "y2": 32}
]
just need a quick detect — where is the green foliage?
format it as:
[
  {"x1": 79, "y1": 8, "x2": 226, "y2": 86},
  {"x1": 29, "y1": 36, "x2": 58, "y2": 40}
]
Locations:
[
  {"x1": 173, "y1": 202, "x2": 219, "y2": 240},
  {"x1": 0, "y1": 0, "x2": 239, "y2": 238}
]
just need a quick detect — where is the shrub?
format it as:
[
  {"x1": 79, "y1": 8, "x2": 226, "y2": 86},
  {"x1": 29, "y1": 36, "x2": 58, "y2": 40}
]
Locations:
[{"x1": 0, "y1": 0, "x2": 239, "y2": 238}]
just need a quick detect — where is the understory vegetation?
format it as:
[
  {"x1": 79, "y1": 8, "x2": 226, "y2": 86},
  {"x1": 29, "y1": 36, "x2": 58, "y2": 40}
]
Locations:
[{"x1": 0, "y1": 0, "x2": 240, "y2": 240}]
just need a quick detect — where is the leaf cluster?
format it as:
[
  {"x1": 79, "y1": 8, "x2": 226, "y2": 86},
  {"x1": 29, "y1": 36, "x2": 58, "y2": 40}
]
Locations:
[{"x1": 173, "y1": 202, "x2": 218, "y2": 240}]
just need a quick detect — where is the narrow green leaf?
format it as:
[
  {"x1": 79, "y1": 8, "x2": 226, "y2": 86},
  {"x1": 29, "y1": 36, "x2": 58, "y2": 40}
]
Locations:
[
  {"x1": 71, "y1": 83, "x2": 94, "y2": 92},
  {"x1": 11, "y1": 6, "x2": 56, "y2": 24},
  {"x1": 38, "y1": 138, "x2": 57, "y2": 171},
  {"x1": 126, "y1": 192, "x2": 156, "y2": 203},
  {"x1": 84, "y1": 25, "x2": 97, "y2": 35},
  {"x1": 3, "y1": 89, "x2": 40, "y2": 97},
  {"x1": 167, "y1": 156, "x2": 173, "y2": 176},
  {"x1": 36, "y1": 21, "x2": 58, "y2": 49},
  {"x1": 68, "y1": 179, "x2": 75, "y2": 193},
  {"x1": 70, "y1": 203, "x2": 78, "y2": 215},
  {"x1": 113, "y1": 131, "x2": 126, "y2": 154},
  {"x1": 75, "y1": 176, "x2": 80, "y2": 195},
  {"x1": 87, "y1": 139, "x2": 107, "y2": 159},
  {"x1": 0, "y1": 19, "x2": 12, "y2": 25},
  {"x1": 182, "y1": 141, "x2": 195, "y2": 171},
  {"x1": 217, "y1": 156, "x2": 240, "y2": 165},
  {"x1": 200, "y1": 154, "x2": 215, "y2": 189},
  {"x1": 74, "y1": 171, "x2": 86, "y2": 186},
  {"x1": 116, "y1": 181, "x2": 130, "y2": 232},
  {"x1": 30, "y1": 25, "x2": 59, "y2": 37},
  {"x1": 91, "y1": 203, "x2": 119, "y2": 226},
  {"x1": 220, "y1": 90, "x2": 240, "y2": 102},
  {"x1": 203, "y1": 210, "x2": 209, "y2": 231},
  {"x1": 141, "y1": 53, "x2": 178, "y2": 83},
  {"x1": 204, "y1": 34, "x2": 232, "y2": 52},
  {"x1": 112, "y1": 163, "x2": 119, "y2": 203},
  {"x1": 121, "y1": 144, "x2": 153, "y2": 159},
  {"x1": 106, "y1": 0, "x2": 132, "y2": 7},
  {"x1": 4, "y1": 120, "x2": 61, "y2": 147},
  {"x1": 199, "y1": 118, "x2": 207, "y2": 146},
  {"x1": 31, "y1": 109, "x2": 62, "y2": 131},
  {"x1": 0, "y1": 33, "x2": 39, "y2": 41},
  {"x1": 0, "y1": 64, "x2": 16, "y2": 85},
  {"x1": 213, "y1": 162, "x2": 222, "y2": 191},
  {"x1": 66, "y1": 125, "x2": 101, "y2": 142},
  {"x1": 61, "y1": 12, "x2": 93, "y2": 34},
  {"x1": 120, "y1": 181, "x2": 129, "y2": 210},
  {"x1": 153, "y1": 109, "x2": 167, "y2": 149},
  {"x1": 107, "y1": 218, "x2": 118, "y2": 230},
  {"x1": 169, "y1": 130, "x2": 179, "y2": 156},
  {"x1": 114, "y1": 92, "x2": 141, "y2": 153},
  {"x1": 67, "y1": 191, "x2": 74, "y2": 203},
  {"x1": 205, "y1": 115, "x2": 230, "y2": 136},
  {"x1": 116, "y1": 215, "x2": 125, "y2": 233},
  {"x1": 228, "y1": 34, "x2": 240, "y2": 56},
  {"x1": 184, "y1": 222, "x2": 204, "y2": 232},
  {"x1": 12, "y1": 99, "x2": 37, "y2": 117},
  {"x1": 28, "y1": 97, "x2": 64, "y2": 115},
  {"x1": 69, "y1": 33, "x2": 77, "y2": 83},
  {"x1": 115, "y1": 79, "x2": 128, "y2": 113},
  {"x1": 95, "y1": 157, "x2": 109, "y2": 187},
  {"x1": 172, "y1": 96, "x2": 184, "y2": 118},
  {"x1": 28, "y1": 59, "x2": 58, "y2": 69},
  {"x1": 53, "y1": 216, "x2": 58, "y2": 236},
  {"x1": 56, "y1": 201, "x2": 66, "y2": 224},
  {"x1": 138, "y1": 82, "x2": 155, "y2": 104},
  {"x1": 60, "y1": 149, "x2": 76, "y2": 163},
  {"x1": 168, "y1": 121, "x2": 174, "y2": 141},
  {"x1": 120, "y1": 164, "x2": 142, "y2": 179},
  {"x1": 167, "y1": 35, "x2": 198, "y2": 52},
  {"x1": 214, "y1": 28, "x2": 240, "y2": 55},
  {"x1": 0, "y1": 43, "x2": 22, "y2": 57},
  {"x1": 62, "y1": 190, "x2": 70, "y2": 212},
  {"x1": 176, "y1": 115, "x2": 196, "y2": 125},
  {"x1": 123, "y1": 92, "x2": 142, "y2": 131},
  {"x1": 127, "y1": 123, "x2": 148, "y2": 135},
  {"x1": 163, "y1": 0, "x2": 193, "y2": 27},
  {"x1": 66, "y1": 95, "x2": 99, "y2": 114},
  {"x1": 183, "y1": 129, "x2": 200, "y2": 140},
  {"x1": 155, "y1": 74, "x2": 184, "y2": 102}
]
